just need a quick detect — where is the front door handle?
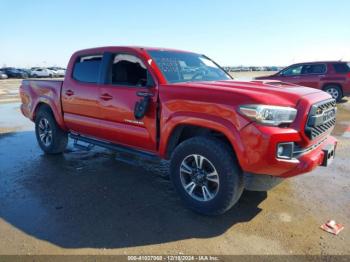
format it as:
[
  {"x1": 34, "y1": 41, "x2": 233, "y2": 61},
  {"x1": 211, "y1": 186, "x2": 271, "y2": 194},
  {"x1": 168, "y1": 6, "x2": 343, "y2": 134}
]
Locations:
[
  {"x1": 65, "y1": 89, "x2": 74, "y2": 96},
  {"x1": 100, "y1": 93, "x2": 113, "y2": 101}
]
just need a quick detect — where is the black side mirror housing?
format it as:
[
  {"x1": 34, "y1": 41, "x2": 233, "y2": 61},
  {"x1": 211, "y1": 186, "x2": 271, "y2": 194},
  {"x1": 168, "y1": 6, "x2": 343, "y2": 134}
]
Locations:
[
  {"x1": 134, "y1": 97, "x2": 151, "y2": 120},
  {"x1": 134, "y1": 91, "x2": 154, "y2": 119}
]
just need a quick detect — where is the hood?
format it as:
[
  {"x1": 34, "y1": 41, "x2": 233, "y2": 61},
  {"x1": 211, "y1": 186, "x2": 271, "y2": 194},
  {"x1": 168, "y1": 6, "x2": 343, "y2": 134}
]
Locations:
[{"x1": 173, "y1": 80, "x2": 324, "y2": 107}]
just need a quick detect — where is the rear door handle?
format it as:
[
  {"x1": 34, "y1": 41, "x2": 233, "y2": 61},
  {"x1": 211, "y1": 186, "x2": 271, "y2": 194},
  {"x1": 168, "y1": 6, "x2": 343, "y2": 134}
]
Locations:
[
  {"x1": 100, "y1": 93, "x2": 113, "y2": 101},
  {"x1": 65, "y1": 89, "x2": 74, "y2": 96}
]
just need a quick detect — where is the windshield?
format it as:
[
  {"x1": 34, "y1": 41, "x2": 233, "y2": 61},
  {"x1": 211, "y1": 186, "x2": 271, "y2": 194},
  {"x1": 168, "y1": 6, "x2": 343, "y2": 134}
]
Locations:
[{"x1": 147, "y1": 50, "x2": 231, "y2": 83}]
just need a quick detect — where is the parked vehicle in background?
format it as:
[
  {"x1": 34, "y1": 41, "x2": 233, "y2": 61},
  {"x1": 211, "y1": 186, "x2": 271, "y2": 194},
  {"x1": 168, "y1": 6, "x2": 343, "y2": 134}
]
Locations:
[
  {"x1": 268, "y1": 66, "x2": 279, "y2": 71},
  {"x1": 30, "y1": 68, "x2": 54, "y2": 78},
  {"x1": 47, "y1": 67, "x2": 66, "y2": 77},
  {"x1": 47, "y1": 68, "x2": 59, "y2": 77},
  {"x1": 20, "y1": 46, "x2": 337, "y2": 215},
  {"x1": 18, "y1": 68, "x2": 32, "y2": 77},
  {"x1": 0, "y1": 71, "x2": 8, "y2": 79},
  {"x1": 0, "y1": 67, "x2": 28, "y2": 78},
  {"x1": 255, "y1": 61, "x2": 350, "y2": 102}
]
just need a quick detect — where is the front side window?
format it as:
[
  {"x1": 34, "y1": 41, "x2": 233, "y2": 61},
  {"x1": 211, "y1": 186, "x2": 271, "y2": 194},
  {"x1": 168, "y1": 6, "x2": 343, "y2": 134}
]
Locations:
[
  {"x1": 73, "y1": 55, "x2": 102, "y2": 83},
  {"x1": 302, "y1": 64, "x2": 326, "y2": 74},
  {"x1": 110, "y1": 54, "x2": 152, "y2": 87},
  {"x1": 281, "y1": 65, "x2": 303, "y2": 76},
  {"x1": 147, "y1": 50, "x2": 231, "y2": 83}
]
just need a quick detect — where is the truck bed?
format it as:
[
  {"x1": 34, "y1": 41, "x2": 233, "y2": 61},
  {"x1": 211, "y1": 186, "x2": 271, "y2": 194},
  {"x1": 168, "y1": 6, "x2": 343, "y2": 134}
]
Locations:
[{"x1": 20, "y1": 79, "x2": 65, "y2": 128}]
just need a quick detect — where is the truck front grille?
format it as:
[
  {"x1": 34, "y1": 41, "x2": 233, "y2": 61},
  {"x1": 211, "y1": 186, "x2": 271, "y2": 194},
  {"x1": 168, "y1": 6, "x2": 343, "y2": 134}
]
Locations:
[{"x1": 305, "y1": 99, "x2": 336, "y2": 140}]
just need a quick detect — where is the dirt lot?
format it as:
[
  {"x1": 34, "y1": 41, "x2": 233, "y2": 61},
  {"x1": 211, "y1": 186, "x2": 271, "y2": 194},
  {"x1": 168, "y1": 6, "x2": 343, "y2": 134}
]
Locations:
[{"x1": 0, "y1": 75, "x2": 349, "y2": 256}]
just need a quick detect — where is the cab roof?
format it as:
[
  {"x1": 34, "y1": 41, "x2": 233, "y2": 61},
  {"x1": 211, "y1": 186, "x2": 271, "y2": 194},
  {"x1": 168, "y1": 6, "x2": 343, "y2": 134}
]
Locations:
[{"x1": 75, "y1": 46, "x2": 196, "y2": 55}]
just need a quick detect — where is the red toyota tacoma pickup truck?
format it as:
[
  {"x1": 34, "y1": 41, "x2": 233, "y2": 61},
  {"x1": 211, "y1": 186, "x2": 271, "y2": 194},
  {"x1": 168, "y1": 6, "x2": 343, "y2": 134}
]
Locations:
[{"x1": 20, "y1": 46, "x2": 337, "y2": 215}]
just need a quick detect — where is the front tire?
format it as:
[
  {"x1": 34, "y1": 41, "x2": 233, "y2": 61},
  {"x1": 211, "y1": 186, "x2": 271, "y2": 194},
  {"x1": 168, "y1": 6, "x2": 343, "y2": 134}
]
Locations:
[
  {"x1": 170, "y1": 137, "x2": 243, "y2": 215},
  {"x1": 324, "y1": 85, "x2": 343, "y2": 102},
  {"x1": 35, "y1": 108, "x2": 68, "y2": 154}
]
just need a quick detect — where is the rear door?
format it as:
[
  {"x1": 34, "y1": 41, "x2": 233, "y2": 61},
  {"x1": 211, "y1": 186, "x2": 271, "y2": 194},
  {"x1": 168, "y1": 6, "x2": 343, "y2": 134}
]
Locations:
[
  {"x1": 61, "y1": 54, "x2": 104, "y2": 138},
  {"x1": 298, "y1": 63, "x2": 327, "y2": 89},
  {"x1": 97, "y1": 52, "x2": 158, "y2": 152}
]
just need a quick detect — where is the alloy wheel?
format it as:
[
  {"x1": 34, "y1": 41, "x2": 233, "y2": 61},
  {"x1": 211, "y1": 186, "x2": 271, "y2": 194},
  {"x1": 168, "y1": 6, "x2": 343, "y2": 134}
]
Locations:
[
  {"x1": 38, "y1": 118, "x2": 53, "y2": 147},
  {"x1": 179, "y1": 154, "x2": 220, "y2": 202},
  {"x1": 326, "y1": 87, "x2": 339, "y2": 100}
]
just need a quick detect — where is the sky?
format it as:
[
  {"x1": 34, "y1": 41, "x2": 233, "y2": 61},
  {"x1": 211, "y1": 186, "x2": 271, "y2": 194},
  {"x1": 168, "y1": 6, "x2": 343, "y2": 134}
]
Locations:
[{"x1": 1, "y1": 0, "x2": 349, "y2": 67}]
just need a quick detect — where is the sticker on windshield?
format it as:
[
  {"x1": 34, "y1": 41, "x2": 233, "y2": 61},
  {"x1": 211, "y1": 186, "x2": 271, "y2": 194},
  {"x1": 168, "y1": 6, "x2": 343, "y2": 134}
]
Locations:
[{"x1": 158, "y1": 58, "x2": 179, "y2": 72}]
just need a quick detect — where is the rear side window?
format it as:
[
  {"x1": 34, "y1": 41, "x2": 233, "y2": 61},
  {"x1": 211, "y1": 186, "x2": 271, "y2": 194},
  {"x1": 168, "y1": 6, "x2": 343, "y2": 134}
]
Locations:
[
  {"x1": 333, "y1": 63, "x2": 350, "y2": 74},
  {"x1": 302, "y1": 64, "x2": 326, "y2": 74},
  {"x1": 73, "y1": 55, "x2": 102, "y2": 83}
]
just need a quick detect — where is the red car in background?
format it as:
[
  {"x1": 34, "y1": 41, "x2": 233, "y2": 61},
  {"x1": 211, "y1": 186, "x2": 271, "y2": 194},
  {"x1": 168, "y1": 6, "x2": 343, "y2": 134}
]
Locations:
[{"x1": 256, "y1": 61, "x2": 350, "y2": 102}]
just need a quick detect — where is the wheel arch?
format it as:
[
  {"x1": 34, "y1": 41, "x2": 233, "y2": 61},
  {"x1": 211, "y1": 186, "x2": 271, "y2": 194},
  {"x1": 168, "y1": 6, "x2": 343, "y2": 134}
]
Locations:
[
  {"x1": 161, "y1": 119, "x2": 245, "y2": 170},
  {"x1": 322, "y1": 83, "x2": 343, "y2": 94},
  {"x1": 33, "y1": 101, "x2": 67, "y2": 130},
  {"x1": 34, "y1": 102, "x2": 53, "y2": 119}
]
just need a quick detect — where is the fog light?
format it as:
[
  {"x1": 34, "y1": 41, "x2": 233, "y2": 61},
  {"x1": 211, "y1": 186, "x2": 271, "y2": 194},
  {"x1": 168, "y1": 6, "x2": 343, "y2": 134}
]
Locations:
[{"x1": 276, "y1": 142, "x2": 294, "y2": 159}]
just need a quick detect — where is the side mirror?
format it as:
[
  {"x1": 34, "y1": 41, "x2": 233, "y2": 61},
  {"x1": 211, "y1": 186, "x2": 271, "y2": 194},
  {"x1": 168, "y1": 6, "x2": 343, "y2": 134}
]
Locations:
[{"x1": 134, "y1": 91, "x2": 154, "y2": 120}]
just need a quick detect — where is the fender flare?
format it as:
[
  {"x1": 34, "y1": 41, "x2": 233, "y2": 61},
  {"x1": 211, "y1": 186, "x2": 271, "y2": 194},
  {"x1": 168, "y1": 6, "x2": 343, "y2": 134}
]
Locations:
[
  {"x1": 32, "y1": 98, "x2": 67, "y2": 130},
  {"x1": 159, "y1": 113, "x2": 246, "y2": 166}
]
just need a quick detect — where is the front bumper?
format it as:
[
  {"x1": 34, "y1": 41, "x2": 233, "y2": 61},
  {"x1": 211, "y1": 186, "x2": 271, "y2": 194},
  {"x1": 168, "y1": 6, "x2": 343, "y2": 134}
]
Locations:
[
  {"x1": 281, "y1": 136, "x2": 336, "y2": 177},
  {"x1": 238, "y1": 123, "x2": 337, "y2": 178}
]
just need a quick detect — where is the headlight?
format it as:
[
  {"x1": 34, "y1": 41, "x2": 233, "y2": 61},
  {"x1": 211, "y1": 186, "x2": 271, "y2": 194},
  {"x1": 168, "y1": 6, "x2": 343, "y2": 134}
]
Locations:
[{"x1": 239, "y1": 105, "x2": 297, "y2": 126}]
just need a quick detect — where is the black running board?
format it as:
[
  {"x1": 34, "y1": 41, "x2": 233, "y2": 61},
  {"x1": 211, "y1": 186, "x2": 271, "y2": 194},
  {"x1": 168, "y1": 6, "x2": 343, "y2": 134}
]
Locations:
[{"x1": 69, "y1": 133, "x2": 159, "y2": 161}]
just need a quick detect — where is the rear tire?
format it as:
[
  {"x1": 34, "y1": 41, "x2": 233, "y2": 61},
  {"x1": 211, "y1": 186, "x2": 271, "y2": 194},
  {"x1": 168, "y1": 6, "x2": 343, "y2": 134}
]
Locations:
[
  {"x1": 170, "y1": 136, "x2": 243, "y2": 215},
  {"x1": 35, "y1": 107, "x2": 68, "y2": 154},
  {"x1": 324, "y1": 85, "x2": 343, "y2": 102}
]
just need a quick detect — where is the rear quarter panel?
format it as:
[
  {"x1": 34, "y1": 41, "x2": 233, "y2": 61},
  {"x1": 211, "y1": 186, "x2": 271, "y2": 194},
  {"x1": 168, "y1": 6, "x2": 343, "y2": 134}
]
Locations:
[
  {"x1": 319, "y1": 64, "x2": 349, "y2": 93},
  {"x1": 344, "y1": 79, "x2": 350, "y2": 96}
]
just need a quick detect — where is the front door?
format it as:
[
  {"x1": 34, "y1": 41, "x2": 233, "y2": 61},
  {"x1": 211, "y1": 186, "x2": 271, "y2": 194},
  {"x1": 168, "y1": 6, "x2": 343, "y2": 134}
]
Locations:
[
  {"x1": 277, "y1": 64, "x2": 303, "y2": 85},
  {"x1": 98, "y1": 53, "x2": 158, "y2": 152}
]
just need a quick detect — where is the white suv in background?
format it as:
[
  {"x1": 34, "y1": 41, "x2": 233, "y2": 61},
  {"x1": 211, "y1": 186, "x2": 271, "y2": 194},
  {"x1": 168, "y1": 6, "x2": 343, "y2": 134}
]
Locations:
[
  {"x1": 47, "y1": 67, "x2": 66, "y2": 77},
  {"x1": 30, "y1": 68, "x2": 54, "y2": 78}
]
